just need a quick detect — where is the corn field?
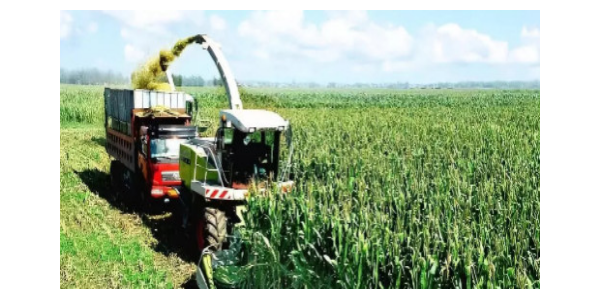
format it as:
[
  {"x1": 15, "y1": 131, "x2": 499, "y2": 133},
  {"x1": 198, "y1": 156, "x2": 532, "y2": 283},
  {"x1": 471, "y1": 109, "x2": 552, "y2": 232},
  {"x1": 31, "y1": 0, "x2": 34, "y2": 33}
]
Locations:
[{"x1": 60, "y1": 84, "x2": 540, "y2": 289}]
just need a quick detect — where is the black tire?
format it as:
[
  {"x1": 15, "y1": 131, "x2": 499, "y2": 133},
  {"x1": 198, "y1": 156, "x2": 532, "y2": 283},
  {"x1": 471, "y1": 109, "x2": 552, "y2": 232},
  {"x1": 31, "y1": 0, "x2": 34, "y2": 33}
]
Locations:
[
  {"x1": 109, "y1": 161, "x2": 124, "y2": 202},
  {"x1": 110, "y1": 161, "x2": 141, "y2": 211},
  {"x1": 204, "y1": 207, "x2": 228, "y2": 250},
  {"x1": 137, "y1": 187, "x2": 152, "y2": 213}
]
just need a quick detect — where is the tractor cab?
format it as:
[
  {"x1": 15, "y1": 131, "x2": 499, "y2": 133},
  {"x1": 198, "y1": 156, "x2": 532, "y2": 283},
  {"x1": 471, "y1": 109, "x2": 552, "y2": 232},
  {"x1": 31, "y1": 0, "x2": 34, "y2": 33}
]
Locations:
[{"x1": 217, "y1": 109, "x2": 290, "y2": 189}]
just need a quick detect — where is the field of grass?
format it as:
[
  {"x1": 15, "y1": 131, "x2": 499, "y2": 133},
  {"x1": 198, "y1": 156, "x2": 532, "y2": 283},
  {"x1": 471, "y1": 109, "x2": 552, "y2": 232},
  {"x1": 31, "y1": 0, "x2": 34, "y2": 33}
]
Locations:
[{"x1": 60, "y1": 84, "x2": 540, "y2": 288}]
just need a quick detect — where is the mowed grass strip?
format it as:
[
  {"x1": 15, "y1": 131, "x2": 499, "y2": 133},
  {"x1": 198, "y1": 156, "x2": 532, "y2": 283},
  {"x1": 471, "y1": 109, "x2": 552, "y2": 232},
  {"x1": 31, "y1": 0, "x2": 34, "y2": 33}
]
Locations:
[{"x1": 60, "y1": 126, "x2": 194, "y2": 288}]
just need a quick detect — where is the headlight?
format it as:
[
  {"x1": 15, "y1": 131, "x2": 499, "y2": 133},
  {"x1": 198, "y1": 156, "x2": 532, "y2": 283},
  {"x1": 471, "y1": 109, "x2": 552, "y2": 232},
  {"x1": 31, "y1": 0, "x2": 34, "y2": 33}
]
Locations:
[
  {"x1": 151, "y1": 188, "x2": 165, "y2": 196},
  {"x1": 162, "y1": 171, "x2": 181, "y2": 182}
]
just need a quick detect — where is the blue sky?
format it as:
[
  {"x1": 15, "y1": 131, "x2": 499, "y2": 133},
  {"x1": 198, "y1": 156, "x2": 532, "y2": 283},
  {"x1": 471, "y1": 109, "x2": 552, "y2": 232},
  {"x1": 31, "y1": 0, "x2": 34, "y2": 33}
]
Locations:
[{"x1": 60, "y1": 10, "x2": 540, "y2": 84}]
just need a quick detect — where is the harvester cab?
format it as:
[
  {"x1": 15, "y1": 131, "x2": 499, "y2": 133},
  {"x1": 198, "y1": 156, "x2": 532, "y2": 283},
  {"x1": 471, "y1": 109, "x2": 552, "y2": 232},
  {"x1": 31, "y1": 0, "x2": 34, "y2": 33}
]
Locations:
[
  {"x1": 179, "y1": 110, "x2": 294, "y2": 200},
  {"x1": 217, "y1": 109, "x2": 292, "y2": 190}
]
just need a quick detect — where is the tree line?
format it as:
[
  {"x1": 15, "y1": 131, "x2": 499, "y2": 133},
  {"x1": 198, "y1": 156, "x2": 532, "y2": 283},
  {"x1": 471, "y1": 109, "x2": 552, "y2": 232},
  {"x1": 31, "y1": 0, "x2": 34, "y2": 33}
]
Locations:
[
  {"x1": 60, "y1": 68, "x2": 128, "y2": 85},
  {"x1": 170, "y1": 74, "x2": 222, "y2": 87},
  {"x1": 60, "y1": 68, "x2": 220, "y2": 87},
  {"x1": 60, "y1": 68, "x2": 539, "y2": 89}
]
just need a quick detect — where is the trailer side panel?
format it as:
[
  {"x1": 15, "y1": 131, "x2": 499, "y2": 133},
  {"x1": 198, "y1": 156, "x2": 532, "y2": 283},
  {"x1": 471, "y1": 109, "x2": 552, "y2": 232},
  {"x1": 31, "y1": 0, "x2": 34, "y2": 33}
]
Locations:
[{"x1": 106, "y1": 128, "x2": 136, "y2": 171}]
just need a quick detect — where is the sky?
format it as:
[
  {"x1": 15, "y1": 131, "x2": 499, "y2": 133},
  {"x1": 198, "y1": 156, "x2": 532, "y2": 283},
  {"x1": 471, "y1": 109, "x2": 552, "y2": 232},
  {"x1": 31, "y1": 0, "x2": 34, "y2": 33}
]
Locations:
[{"x1": 60, "y1": 10, "x2": 540, "y2": 84}]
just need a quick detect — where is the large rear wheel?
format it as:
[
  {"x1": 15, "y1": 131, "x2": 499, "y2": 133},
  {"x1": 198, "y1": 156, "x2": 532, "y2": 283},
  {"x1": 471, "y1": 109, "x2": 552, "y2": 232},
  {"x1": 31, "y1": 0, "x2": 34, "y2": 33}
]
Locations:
[
  {"x1": 204, "y1": 207, "x2": 228, "y2": 251},
  {"x1": 195, "y1": 207, "x2": 228, "y2": 289}
]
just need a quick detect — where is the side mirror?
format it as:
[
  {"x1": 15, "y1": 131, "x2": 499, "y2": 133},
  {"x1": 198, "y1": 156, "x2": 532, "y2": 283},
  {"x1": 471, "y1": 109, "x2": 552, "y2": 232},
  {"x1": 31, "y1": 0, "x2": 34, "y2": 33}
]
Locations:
[
  {"x1": 185, "y1": 101, "x2": 193, "y2": 116},
  {"x1": 184, "y1": 94, "x2": 195, "y2": 116}
]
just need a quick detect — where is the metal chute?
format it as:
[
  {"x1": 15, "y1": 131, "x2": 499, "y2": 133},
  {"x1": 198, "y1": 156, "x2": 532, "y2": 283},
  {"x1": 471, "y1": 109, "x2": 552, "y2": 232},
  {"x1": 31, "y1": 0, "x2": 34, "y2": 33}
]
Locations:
[{"x1": 191, "y1": 34, "x2": 243, "y2": 110}]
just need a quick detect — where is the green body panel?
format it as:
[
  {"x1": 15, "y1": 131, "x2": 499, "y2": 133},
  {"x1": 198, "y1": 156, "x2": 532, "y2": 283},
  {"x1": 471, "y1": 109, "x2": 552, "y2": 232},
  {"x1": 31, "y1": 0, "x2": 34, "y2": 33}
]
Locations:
[{"x1": 179, "y1": 142, "x2": 219, "y2": 189}]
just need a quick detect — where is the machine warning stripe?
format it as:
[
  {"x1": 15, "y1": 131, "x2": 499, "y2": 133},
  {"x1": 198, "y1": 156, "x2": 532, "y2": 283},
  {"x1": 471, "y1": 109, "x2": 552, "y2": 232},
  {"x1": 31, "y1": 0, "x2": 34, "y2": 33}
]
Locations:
[{"x1": 203, "y1": 188, "x2": 230, "y2": 199}]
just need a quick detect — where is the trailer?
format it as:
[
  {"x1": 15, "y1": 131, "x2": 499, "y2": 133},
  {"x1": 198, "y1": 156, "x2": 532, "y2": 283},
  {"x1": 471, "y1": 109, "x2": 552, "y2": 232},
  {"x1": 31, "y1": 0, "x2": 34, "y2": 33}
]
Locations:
[{"x1": 104, "y1": 88, "x2": 197, "y2": 206}]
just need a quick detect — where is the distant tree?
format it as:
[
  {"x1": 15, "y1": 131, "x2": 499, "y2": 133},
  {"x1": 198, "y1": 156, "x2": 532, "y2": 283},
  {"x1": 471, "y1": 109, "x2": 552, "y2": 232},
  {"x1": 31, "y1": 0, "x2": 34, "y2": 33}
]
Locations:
[
  {"x1": 181, "y1": 75, "x2": 205, "y2": 87},
  {"x1": 171, "y1": 74, "x2": 183, "y2": 87},
  {"x1": 60, "y1": 68, "x2": 66, "y2": 83},
  {"x1": 61, "y1": 68, "x2": 128, "y2": 85},
  {"x1": 196, "y1": 76, "x2": 205, "y2": 87},
  {"x1": 59, "y1": 69, "x2": 540, "y2": 90},
  {"x1": 212, "y1": 77, "x2": 223, "y2": 86}
]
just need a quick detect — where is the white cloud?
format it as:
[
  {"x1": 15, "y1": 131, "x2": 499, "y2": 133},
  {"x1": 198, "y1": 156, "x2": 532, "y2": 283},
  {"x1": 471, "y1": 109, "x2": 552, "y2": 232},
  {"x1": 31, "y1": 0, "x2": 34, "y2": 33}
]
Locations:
[
  {"x1": 60, "y1": 11, "x2": 73, "y2": 40},
  {"x1": 61, "y1": 11, "x2": 99, "y2": 40},
  {"x1": 381, "y1": 61, "x2": 416, "y2": 73},
  {"x1": 510, "y1": 45, "x2": 539, "y2": 64},
  {"x1": 238, "y1": 11, "x2": 413, "y2": 64},
  {"x1": 124, "y1": 44, "x2": 146, "y2": 63},
  {"x1": 509, "y1": 26, "x2": 540, "y2": 64},
  {"x1": 88, "y1": 22, "x2": 98, "y2": 33},
  {"x1": 521, "y1": 27, "x2": 540, "y2": 39},
  {"x1": 235, "y1": 12, "x2": 533, "y2": 78},
  {"x1": 103, "y1": 10, "x2": 209, "y2": 68},
  {"x1": 210, "y1": 15, "x2": 226, "y2": 31},
  {"x1": 236, "y1": 12, "x2": 538, "y2": 77},
  {"x1": 104, "y1": 10, "x2": 184, "y2": 35},
  {"x1": 104, "y1": 10, "x2": 206, "y2": 37},
  {"x1": 94, "y1": 10, "x2": 539, "y2": 81},
  {"x1": 120, "y1": 28, "x2": 130, "y2": 39},
  {"x1": 422, "y1": 23, "x2": 509, "y2": 64}
]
